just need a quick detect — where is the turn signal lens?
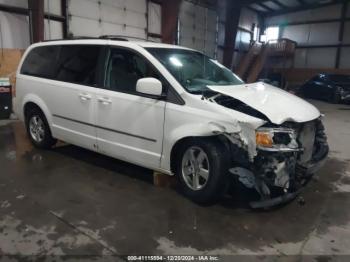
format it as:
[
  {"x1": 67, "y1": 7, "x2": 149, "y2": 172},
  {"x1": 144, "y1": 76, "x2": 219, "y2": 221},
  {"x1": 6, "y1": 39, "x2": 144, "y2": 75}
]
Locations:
[{"x1": 256, "y1": 132, "x2": 273, "y2": 147}]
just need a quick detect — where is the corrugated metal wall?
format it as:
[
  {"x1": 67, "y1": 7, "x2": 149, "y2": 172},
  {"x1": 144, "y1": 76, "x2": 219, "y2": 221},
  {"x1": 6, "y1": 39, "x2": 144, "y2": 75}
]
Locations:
[
  {"x1": 266, "y1": 4, "x2": 350, "y2": 69},
  {"x1": 178, "y1": 0, "x2": 218, "y2": 58}
]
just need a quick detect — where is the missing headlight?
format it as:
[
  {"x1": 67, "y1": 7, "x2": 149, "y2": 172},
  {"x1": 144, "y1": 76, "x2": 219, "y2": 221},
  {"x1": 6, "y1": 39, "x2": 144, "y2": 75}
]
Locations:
[{"x1": 273, "y1": 132, "x2": 291, "y2": 145}]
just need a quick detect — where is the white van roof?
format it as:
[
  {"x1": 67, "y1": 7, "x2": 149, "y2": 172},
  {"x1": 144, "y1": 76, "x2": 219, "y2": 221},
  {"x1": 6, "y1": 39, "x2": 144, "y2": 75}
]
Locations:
[{"x1": 30, "y1": 38, "x2": 195, "y2": 51}]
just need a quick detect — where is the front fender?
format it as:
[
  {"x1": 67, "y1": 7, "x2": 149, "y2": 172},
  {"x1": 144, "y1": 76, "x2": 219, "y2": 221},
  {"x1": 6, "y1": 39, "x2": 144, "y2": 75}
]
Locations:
[{"x1": 160, "y1": 121, "x2": 241, "y2": 172}]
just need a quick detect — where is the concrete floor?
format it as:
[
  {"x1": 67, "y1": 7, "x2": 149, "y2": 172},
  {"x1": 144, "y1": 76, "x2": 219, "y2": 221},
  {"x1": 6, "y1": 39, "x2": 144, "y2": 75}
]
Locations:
[{"x1": 0, "y1": 100, "x2": 350, "y2": 261}]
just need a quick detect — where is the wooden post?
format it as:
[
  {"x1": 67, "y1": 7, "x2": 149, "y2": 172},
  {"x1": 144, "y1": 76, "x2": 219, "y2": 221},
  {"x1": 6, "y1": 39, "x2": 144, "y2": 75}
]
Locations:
[
  {"x1": 153, "y1": 171, "x2": 177, "y2": 188},
  {"x1": 28, "y1": 0, "x2": 45, "y2": 43},
  {"x1": 161, "y1": 0, "x2": 182, "y2": 44}
]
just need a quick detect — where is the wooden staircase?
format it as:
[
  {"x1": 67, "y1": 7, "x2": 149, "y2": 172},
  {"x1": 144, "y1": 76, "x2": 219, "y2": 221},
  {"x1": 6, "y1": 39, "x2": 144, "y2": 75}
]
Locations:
[{"x1": 236, "y1": 38, "x2": 297, "y2": 84}]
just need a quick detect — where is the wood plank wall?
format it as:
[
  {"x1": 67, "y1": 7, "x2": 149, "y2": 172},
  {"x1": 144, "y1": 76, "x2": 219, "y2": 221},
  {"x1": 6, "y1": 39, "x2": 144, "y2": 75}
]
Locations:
[{"x1": 0, "y1": 49, "x2": 25, "y2": 95}]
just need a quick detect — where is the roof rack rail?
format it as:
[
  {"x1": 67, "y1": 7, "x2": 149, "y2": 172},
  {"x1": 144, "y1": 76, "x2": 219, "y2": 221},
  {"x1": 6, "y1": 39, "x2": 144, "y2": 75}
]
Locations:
[
  {"x1": 70, "y1": 36, "x2": 99, "y2": 40},
  {"x1": 99, "y1": 35, "x2": 156, "y2": 42},
  {"x1": 41, "y1": 35, "x2": 158, "y2": 43},
  {"x1": 99, "y1": 35, "x2": 129, "y2": 41}
]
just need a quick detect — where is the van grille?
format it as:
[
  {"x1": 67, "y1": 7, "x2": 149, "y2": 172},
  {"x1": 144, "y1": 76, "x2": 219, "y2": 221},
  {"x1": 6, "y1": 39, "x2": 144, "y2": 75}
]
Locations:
[{"x1": 298, "y1": 121, "x2": 316, "y2": 164}]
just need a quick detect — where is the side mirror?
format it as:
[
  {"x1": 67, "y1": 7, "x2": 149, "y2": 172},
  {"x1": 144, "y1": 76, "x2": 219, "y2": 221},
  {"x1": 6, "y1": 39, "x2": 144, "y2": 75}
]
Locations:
[{"x1": 136, "y1": 77, "x2": 163, "y2": 97}]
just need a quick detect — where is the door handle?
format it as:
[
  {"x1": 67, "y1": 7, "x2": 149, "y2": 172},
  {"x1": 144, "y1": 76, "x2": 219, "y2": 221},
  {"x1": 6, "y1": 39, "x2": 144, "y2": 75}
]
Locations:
[
  {"x1": 79, "y1": 93, "x2": 92, "y2": 101},
  {"x1": 98, "y1": 97, "x2": 112, "y2": 105}
]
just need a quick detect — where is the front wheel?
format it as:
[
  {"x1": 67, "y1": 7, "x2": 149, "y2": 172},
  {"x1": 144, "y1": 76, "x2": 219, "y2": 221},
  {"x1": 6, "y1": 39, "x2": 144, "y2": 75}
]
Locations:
[{"x1": 175, "y1": 138, "x2": 230, "y2": 204}]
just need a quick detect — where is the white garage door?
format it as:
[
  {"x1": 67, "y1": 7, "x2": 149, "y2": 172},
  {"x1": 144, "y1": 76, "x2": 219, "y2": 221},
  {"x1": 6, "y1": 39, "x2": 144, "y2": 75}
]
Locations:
[
  {"x1": 44, "y1": 0, "x2": 64, "y2": 40},
  {"x1": 179, "y1": 0, "x2": 218, "y2": 58},
  {"x1": 68, "y1": 0, "x2": 148, "y2": 39},
  {"x1": 0, "y1": 0, "x2": 30, "y2": 49}
]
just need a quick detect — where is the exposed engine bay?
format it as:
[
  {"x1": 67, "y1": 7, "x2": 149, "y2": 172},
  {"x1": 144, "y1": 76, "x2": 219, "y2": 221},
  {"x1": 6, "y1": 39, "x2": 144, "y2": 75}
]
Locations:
[{"x1": 203, "y1": 89, "x2": 329, "y2": 208}]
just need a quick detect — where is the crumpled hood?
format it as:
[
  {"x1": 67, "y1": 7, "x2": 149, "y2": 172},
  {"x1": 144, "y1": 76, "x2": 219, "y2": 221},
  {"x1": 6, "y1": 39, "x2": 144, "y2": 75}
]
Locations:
[{"x1": 208, "y1": 82, "x2": 320, "y2": 125}]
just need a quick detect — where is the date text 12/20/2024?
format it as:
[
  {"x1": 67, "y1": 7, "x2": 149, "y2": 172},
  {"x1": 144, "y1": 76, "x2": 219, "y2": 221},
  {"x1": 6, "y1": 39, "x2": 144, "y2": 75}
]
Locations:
[{"x1": 127, "y1": 255, "x2": 220, "y2": 261}]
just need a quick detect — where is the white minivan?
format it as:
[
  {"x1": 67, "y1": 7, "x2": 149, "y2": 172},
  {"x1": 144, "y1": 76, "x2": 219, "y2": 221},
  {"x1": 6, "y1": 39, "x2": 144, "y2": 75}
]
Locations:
[{"x1": 15, "y1": 37, "x2": 328, "y2": 208}]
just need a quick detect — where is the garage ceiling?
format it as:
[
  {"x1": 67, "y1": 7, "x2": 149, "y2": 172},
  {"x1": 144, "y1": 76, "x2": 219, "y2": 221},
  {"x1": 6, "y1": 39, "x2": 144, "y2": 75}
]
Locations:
[{"x1": 246, "y1": 0, "x2": 347, "y2": 16}]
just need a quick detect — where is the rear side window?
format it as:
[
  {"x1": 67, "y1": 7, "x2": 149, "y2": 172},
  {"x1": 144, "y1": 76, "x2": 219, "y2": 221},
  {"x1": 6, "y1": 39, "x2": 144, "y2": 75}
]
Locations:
[
  {"x1": 21, "y1": 46, "x2": 59, "y2": 79},
  {"x1": 20, "y1": 44, "x2": 101, "y2": 87},
  {"x1": 56, "y1": 45, "x2": 100, "y2": 86}
]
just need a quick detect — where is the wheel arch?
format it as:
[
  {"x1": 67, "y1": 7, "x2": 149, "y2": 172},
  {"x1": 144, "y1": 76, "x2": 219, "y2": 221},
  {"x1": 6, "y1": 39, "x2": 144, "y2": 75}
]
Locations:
[
  {"x1": 169, "y1": 135, "x2": 227, "y2": 174},
  {"x1": 22, "y1": 94, "x2": 53, "y2": 127},
  {"x1": 162, "y1": 121, "x2": 240, "y2": 172}
]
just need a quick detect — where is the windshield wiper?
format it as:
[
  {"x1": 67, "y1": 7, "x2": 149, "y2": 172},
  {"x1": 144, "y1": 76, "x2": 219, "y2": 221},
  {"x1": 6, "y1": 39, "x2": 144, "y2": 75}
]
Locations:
[{"x1": 200, "y1": 89, "x2": 218, "y2": 100}]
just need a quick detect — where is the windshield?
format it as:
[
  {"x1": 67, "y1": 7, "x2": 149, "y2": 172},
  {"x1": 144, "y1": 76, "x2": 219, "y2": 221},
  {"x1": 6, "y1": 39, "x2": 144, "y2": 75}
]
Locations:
[{"x1": 146, "y1": 48, "x2": 244, "y2": 94}]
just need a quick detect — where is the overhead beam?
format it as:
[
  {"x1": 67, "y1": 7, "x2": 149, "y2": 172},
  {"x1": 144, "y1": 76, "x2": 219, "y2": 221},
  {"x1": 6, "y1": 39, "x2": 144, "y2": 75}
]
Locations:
[
  {"x1": 267, "y1": 17, "x2": 350, "y2": 26},
  {"x1": 0, "y1": 3, "x2": 28, "y2": 15},
  {"x1": 246, "y1": 6, "x2": 264, "y2": 14},
  {"x1": 44, "y1": 13, "x2": 65, "y2": 22},
  {"x1": 265, "y1": 0, "x2": 346, "y2": 17},
  {"x1": 241, "y1": 0, "x2": 268, "y2": 6},
  {"x1": 258, "y1": 2, "x2": 275, "y2": 12},
  {"x1": 271, "y1": 0, "x2": 287, "y2": 9}
]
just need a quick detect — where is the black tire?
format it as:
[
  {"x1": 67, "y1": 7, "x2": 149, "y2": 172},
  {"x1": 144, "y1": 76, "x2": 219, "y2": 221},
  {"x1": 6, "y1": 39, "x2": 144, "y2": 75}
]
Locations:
[
  {"x1": 330, "y1": 87, "x2": 342, "y2": 104},
  {"x1": 174, "y1": 138, "x2": 230, "y2": 204},
  {"x1": 25, "y1": 108, "x2": 57, "y2": 149}
]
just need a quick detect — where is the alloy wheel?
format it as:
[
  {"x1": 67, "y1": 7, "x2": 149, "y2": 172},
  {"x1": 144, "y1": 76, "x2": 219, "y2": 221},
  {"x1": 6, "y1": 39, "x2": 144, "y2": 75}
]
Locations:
[
  {"x1": 29, "y1": 115, "x2": 45, "y2": 143},
  {"x1": 181, "y1": 146, "x2": 210, "y2": 190}
]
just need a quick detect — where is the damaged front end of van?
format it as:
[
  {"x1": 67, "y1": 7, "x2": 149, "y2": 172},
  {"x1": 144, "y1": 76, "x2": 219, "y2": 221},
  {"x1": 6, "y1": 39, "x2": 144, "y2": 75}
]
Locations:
[{"x1": 207, "y1": 82, "x2": 329, "y2": 208}]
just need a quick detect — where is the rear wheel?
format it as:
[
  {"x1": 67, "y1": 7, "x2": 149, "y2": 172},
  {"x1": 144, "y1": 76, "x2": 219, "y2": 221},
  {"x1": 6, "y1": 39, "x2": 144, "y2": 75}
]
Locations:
[
  {"x1": 25, "y1": 108, "x2": 57, "y2": 149},
  {"x1": 175, "y1": 138, "x2": 229, "y2": 204},
  {"x1": 330, "y1": 87, "x2": 342, "y2": 104}
]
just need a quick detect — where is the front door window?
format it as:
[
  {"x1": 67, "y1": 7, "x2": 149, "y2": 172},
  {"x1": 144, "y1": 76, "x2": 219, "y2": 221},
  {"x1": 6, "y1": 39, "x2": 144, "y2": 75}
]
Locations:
[{"x1": 105, "y1": 48, "x2": 160, "y2": 95}]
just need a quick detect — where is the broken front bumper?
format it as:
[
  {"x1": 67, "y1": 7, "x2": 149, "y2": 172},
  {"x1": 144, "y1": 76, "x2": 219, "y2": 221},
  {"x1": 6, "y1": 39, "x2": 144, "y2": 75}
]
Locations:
[{"x1": 230, "y1": 119, "x2": 329, "y2": 208}]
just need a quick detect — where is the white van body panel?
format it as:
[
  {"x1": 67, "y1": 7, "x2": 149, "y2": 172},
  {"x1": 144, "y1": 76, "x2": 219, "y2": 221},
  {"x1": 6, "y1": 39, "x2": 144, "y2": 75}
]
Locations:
[
  {"x1": 95, "y1": 88, "x2": 166, "y2": 169},
  {"x1": 15, "y1": 39, "x2": 321, "y2": 175}
]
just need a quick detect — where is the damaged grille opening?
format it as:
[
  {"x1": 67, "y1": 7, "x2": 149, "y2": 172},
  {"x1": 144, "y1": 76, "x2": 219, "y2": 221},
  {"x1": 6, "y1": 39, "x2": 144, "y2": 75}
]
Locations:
[{"x1": 214, "y1": 94, "x2": 270, "y2": 121}]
